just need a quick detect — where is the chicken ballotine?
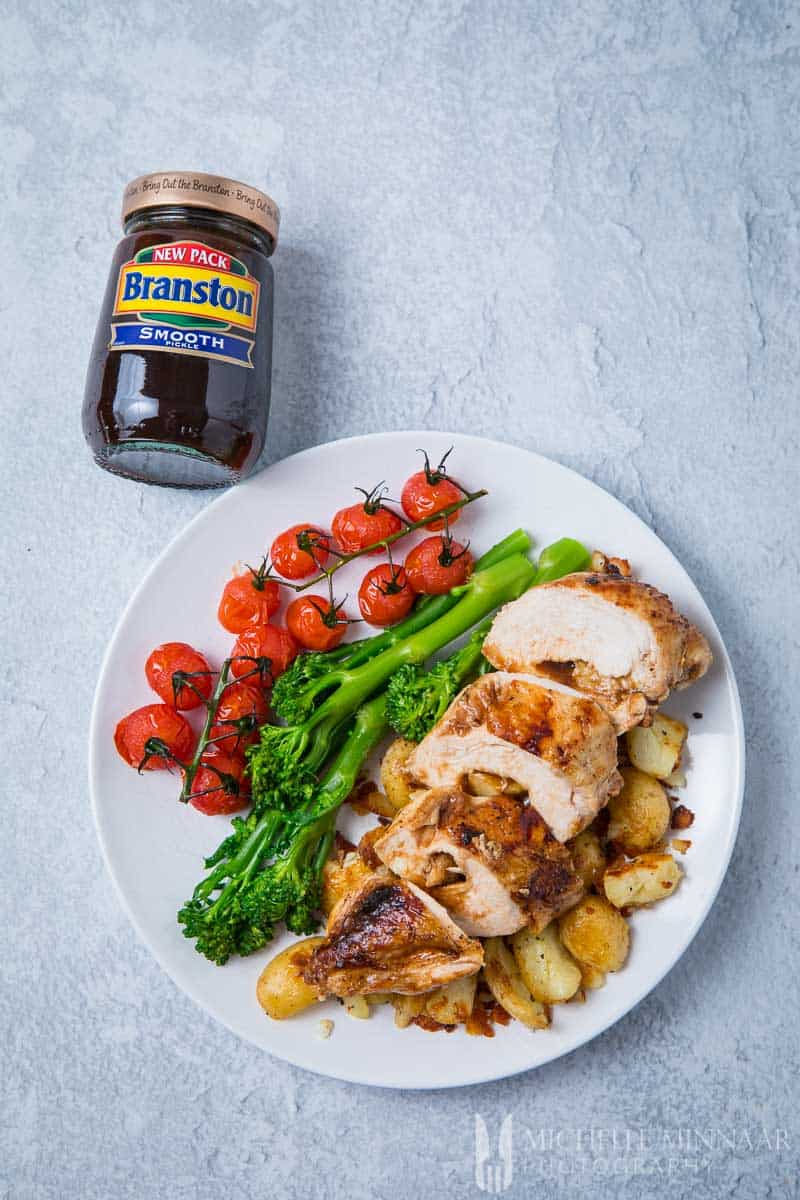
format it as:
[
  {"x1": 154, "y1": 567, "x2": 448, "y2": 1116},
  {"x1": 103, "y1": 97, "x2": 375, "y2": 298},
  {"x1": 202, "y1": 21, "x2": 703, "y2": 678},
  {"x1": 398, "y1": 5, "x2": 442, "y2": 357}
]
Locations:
[{"x1": 304, "y1": 571, "x2": 712, "y2": 1001}]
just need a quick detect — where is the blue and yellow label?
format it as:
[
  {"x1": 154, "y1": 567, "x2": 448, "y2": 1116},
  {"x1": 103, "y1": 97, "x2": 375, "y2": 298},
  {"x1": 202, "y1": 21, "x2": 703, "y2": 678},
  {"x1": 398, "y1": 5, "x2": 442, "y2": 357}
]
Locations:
[{"x1": 109, "y1": 240, "x2": 260, "y2": 367}]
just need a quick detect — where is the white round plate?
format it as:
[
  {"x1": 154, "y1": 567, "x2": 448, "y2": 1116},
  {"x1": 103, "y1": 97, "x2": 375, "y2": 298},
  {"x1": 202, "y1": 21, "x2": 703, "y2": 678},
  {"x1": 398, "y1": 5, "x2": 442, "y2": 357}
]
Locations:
[{"x1": 90, "y1": 432, "x2": 744, "y2": 1089}]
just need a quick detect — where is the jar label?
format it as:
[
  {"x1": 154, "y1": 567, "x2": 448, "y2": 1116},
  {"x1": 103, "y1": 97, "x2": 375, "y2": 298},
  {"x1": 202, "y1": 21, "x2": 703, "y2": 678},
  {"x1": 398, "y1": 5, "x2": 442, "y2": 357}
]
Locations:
[{"x1": 108, "y1": 240, "x2": 260, "y2": 367}]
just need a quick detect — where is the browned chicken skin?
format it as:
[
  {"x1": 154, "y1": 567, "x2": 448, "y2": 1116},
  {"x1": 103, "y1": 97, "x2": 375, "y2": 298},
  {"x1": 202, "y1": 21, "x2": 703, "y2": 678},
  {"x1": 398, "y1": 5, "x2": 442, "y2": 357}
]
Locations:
[
  {"x1": 484, "y1": 572, "x2": 712, "y2": 732},
  {"x1": 406, "y1": 672, "x2": 621, "y2": 842},
  {"x1": 374, "y1": 788, "x2": 583, "y2": 937},
  {"x1": 303, "y1": 867, "x2": 483, "y2": 996}
]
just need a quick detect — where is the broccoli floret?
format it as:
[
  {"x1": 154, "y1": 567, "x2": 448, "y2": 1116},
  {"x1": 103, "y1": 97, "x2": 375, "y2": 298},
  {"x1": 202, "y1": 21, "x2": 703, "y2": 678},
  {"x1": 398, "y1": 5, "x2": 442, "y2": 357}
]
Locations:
[
  {"x1": 179, "y1": 693, "x2": 390, "y2": 964},
  {"x1": 385, "y1": 623, "x2": 490, "y2": 742}
]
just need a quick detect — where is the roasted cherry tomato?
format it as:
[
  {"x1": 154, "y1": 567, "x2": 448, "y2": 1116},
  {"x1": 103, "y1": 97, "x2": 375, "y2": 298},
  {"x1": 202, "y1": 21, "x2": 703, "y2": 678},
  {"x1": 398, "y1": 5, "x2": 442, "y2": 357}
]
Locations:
[
  {"x1": 144, "y1": 642, "x2": 213, "y2": 710},
  {"x1": 286, "y1": 595, "x2": 349, "y2": 651},
  {"x1": 270, "y1": 523, "x2": 330, "y2": 580},
  {"x1": 404, "y1": 535, "x2": 473, "y2": 595},
  {"x1": 218, "y1": 569, "x2": 281, "y2": 633},
  {"x1": 358, "y1": 563, "x2": 415, "y2": 626},
  {"x1": 210, "y1": 681, "x2": 269, "y2": 753},
  {"x1": 229, "y1": 624, "x2": 299, "y2": 684},
  {"x1": 186, "y1": 749, "x2": 250, "y2": 816},
  {"x1": 401, "y1": 449, "x2": 463, "y2": 531},
  {"x1": 332, "y1": 484, "x2": 404, "y2": 555},
  {"x1": 114, "y1": 704, "x2": 195, "y2": 770}
]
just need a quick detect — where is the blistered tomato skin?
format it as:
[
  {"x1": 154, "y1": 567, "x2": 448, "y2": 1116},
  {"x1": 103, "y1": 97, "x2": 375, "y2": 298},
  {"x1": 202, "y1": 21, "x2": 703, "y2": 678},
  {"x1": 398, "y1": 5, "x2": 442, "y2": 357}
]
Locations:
[
  {"x1": 358, "y1": 564, "x2": 416, "y2": 626},
  {"x1": 270, "y1": 524, "x2": 331, "y2": 580},
  {"x1": 114, "y1": 704, "x2": 196, "y2": 769},
  {"x1": 332, "y1": 501, "x2": 403, "y2": 555},
  {"x1": 229, "y1": 624, "x2": 299, "y2": 684},
  {"x1": 145, "y1": 642, "x2": 213, "y2": 710},
  {"x1": 187, "y1": 750, "x2": 250, "y2": 816},
  {"x1": 401, "y1": 472, "x2": 462, "y2": 531},
  {"x1": 210, "y1": 681, "x2": 269, "y2": 753},
  {"x1": 218, "y1": 573, "x2": 281, "y2": 633},
  {"x1": 404, "y1": 536, "x2": 474, "y2": 595},
  {"x1": 287, "y1": 596, "x2": 348, "y2": 651}
]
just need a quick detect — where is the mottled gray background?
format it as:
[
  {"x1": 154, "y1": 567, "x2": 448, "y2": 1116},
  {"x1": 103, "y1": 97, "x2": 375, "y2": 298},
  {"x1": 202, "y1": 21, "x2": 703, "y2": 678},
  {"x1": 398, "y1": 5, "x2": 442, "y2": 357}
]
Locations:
[{"x1": 1, "y1": 1, "x2": 798, "y2": 1197}]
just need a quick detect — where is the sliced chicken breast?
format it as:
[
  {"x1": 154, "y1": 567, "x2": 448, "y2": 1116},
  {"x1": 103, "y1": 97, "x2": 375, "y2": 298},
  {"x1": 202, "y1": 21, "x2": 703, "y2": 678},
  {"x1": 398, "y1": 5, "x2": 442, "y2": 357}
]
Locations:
[
  {"x1": 483, "y1": 572, "x2": 712, "y2": 732},
  {"x1": 374, "y1": 788, "x2": 583, "y2": 937},
  {"x1": 303, "y1": 867, "x2": 483, "y2": 996},
  {"x1": 406, "y1": 672, "x2": 621, "y2": 842}
]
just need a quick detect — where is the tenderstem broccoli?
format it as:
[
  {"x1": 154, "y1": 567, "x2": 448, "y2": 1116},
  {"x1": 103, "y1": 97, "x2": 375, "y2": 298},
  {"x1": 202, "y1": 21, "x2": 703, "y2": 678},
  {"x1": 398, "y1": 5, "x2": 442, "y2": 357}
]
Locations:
[
  {"x1": 385, "y1": 537, "x2": 591, "y2": 741},
  {"x1": 249, "y1": 548, "x2": 536, "y2": 812},
  {"x1": 178, "y1": 693, "x2": 390, "y2": 965}
]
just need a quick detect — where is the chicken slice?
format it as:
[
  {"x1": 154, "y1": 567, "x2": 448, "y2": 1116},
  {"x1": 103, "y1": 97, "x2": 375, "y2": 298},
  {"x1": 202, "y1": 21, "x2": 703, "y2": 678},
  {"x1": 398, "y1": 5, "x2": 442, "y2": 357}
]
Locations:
[
  {"x1": 374, "y1": 788, "x2": 583, "y2": 937},
  {"x1": 406, "y1": 672, "x2": 621, "y2": 842},
  {"x1": 483, "y1": 572, "x2": 712, "y2": 732},
  {"x1": 303, "y1": 867, "x2": 483, "y2": 997}
]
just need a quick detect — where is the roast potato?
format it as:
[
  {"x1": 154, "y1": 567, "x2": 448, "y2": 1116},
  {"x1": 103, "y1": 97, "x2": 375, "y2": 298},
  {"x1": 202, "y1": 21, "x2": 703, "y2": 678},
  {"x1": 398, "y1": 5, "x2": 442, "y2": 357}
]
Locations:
[
  {"x1": 256, "y1": 937, "x2": 325, "y2": 1020},
  {"x1": 607, "y1": 767, "x2": 670, "y2": 854},
  {"x1": 511, "y1": 924, "x2": 582, "y2": 1004},
  {"x1": 380, "y1": 738, "x2": 416, "y2": 812},
  {"x1": 558, "y1": 896, "x2": 630, "y2": 975},
  {"x1": 626, "y1": 713, "x2": 687, "y2": 780},
  {"x1": 568, "y1": 828, "x2": 607, "y2": 892},
  {"x1": 483, "y1": 938, "x2": 550, "y2": 1030},
  {"x1": 425, "y1": 974, "x2": 478, "y2": 1025},
  {"x1": 391, "y1": 994, "x2": 426, "y2": 1029},
  {"x1": 321, "y1": 850, "x2": 372, "y2": 917},
  {"x1": 604, "y1": 852, "x2": 683, "y2": 908}
]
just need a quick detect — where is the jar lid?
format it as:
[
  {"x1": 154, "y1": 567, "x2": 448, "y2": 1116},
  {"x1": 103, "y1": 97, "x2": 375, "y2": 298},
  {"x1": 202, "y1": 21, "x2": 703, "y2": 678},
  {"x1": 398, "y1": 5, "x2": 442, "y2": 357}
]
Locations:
[{"x1": 122, "y1": 172, "x2": 280, "y2": 243}]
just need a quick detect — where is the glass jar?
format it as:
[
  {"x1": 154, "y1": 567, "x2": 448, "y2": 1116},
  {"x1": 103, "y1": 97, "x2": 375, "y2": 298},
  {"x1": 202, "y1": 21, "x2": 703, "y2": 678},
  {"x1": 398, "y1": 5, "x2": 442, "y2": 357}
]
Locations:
[{"x1": 82, "y1": 172, "x2": 279, "y2": 488}]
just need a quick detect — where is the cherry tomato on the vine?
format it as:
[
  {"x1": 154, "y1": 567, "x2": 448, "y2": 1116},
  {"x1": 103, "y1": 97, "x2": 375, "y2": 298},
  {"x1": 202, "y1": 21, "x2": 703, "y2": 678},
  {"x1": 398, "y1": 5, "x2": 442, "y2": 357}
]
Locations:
[
  {"x1": 218, "y1": 570, "x2": 281, "y2": 633},
  {"x1": 145, "y1": 642, "x2": 213, "y2": 710},
  {"x1": 332, "y1": 485, "x2": 404, "y2": 555},
  {"x1": 210, "y1": 681, "x2": 269, "y2": 753},
  {"x1": 229, "y1": 624, "x2": 299, "y2": 684},
  {"x1": 401, "y1": 449, "x2": 464, "y2": 531},
  {"x1": 358, "y1": 563, "x2": 415, "y2": 626},
  {"x1": 114, "y1": 704, "x2": 196, "y2": 770},
  {"x1": 186, "y1": 749, "x2": 250, "y2": 816},
  {"x1": 404, "y1": 535, "x2": 473, "y2": 595},
  {"x1": 286, "y1": 595, "x2": 349, "y2": 651},
  {"x1": 270, "y1": 523, "x2": 331, "y2": 580}
]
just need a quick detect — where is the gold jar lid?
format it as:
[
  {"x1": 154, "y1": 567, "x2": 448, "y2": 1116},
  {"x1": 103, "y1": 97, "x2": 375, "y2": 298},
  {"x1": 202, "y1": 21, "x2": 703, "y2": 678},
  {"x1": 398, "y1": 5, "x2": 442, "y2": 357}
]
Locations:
[{"x1": 121, "y1": 172, "x2": 280, "y2": 243}]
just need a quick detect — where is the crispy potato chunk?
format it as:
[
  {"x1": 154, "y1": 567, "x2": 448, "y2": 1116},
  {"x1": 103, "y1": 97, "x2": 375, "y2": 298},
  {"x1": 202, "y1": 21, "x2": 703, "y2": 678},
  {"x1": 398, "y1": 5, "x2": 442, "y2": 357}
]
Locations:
[
  {"x1": 391, "y1": 994, "x2": 426, "y2": 1029},
  {"x1": 483, "y1": 938, "x2": 550, "y2": 1030},
  {"x1": 321, "y1": 850, "x2": 373, "y2": 917},
  {"x1": 256, "y1": 937, "x2": 325, "y2": 1020},
  {"x1": 343, "y1": 995, "x2": 370, "y2": 1020},
  {"x1": 604, "y1": 852, "x2": 683, "y2": 908},
  {"x1": 511, "y1": 924, "x2": 582, "y2": 1004},
  {"x1": 380, "y1": 738, "x2": 416, "y2": 812},
  {"x1": 568, "y1": 828, "x2": 607, "y2": 892},
  {"x1": 626, "y1": 713, "x2": 687, "y2": 780},
  {"x1": 607, "y1": 767, "x2": 670, "y2": 854},
  {"x1": 425, "y1": 975, "x2": 478, "y2": 1025},
  {"x1": 558, "y1": 896, "x2": 630, "y2": 974}
]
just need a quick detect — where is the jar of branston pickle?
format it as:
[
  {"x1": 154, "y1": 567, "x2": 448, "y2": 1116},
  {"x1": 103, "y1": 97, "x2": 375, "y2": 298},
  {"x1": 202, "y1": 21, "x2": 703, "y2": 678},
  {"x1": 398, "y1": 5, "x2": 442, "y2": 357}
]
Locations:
[{"x1": 83, "y1": 172, "x2": 279, "y2": 487}]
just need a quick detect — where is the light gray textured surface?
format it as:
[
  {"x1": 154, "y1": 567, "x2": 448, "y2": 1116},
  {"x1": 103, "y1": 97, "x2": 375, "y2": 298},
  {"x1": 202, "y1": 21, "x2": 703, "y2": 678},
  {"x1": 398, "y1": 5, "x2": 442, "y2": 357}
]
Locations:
[{"x1": 1, "y1": 1, "x2": 798, "y2": 1196}]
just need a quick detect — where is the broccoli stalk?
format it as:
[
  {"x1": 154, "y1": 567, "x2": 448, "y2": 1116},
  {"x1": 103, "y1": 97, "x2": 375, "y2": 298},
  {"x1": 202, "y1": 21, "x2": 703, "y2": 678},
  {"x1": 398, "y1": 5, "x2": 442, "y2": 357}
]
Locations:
[
  {"x1": 248, "y1": 550, "x2": 536, "y2": 811},
  {"x1": 384, "y1": 537, "x2": 591, "y2": 741},
  {"x1": 272, "y1": 528, "x2": 533, "y2": 715},
  {"x1": 178, "y1": 693, "x2": 390, "y2": 965}
]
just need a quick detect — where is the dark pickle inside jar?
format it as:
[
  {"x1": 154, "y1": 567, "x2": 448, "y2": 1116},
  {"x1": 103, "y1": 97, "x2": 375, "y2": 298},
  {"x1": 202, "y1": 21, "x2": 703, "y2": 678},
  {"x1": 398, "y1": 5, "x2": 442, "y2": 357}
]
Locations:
[{"x1": 82, "y1": 171, "x2": 279, "y2": 488}]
